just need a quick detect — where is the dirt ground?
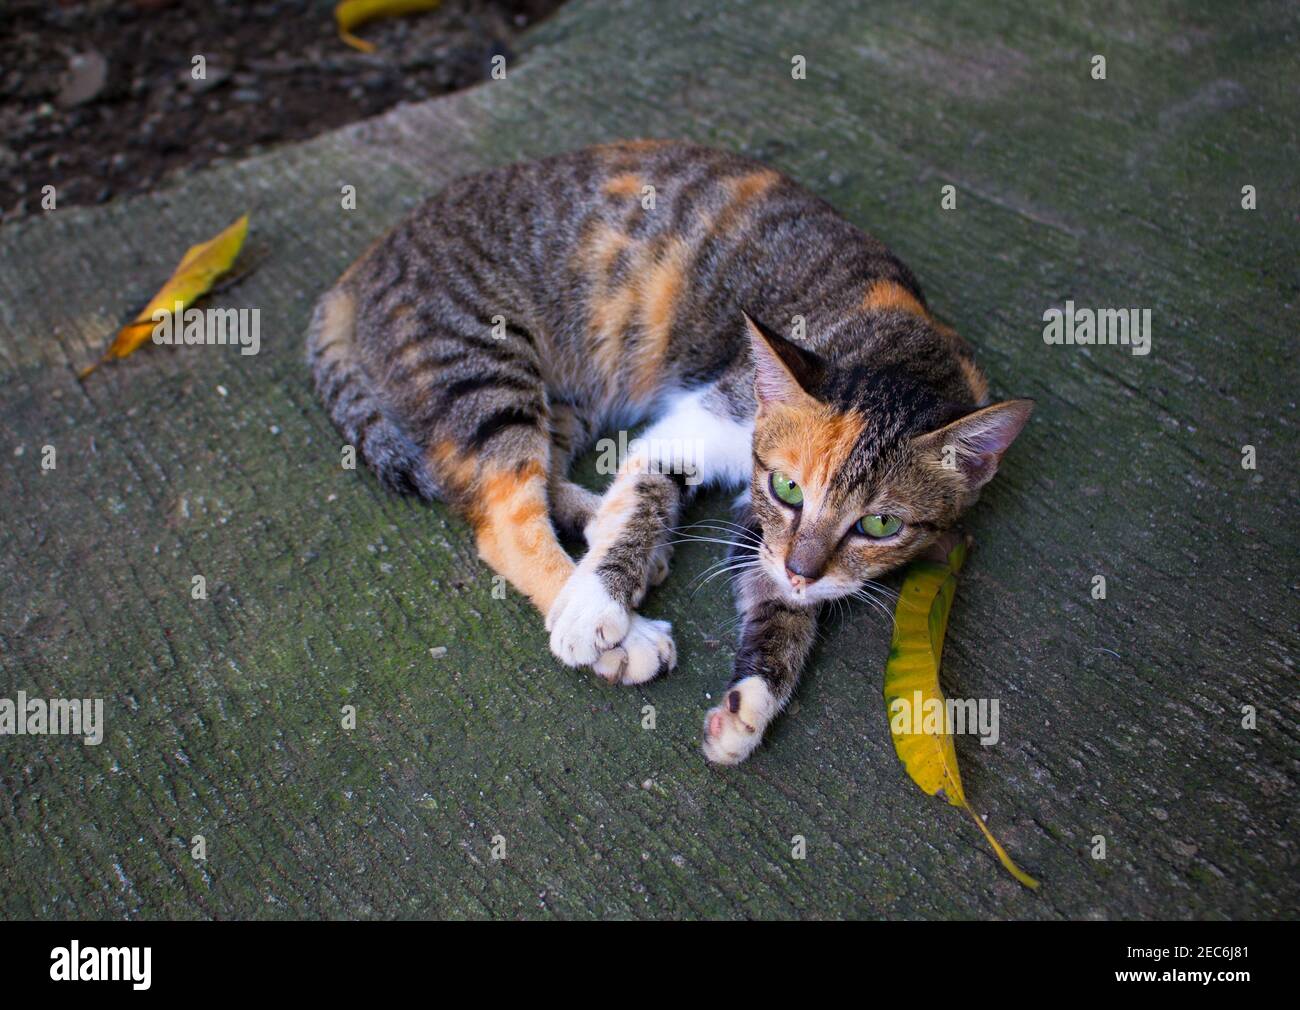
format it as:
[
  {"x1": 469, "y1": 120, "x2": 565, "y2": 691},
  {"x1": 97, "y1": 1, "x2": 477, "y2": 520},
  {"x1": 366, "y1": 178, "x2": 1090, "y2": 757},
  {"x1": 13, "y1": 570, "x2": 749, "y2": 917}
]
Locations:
[{"x1": 0, "y1": 0, "x2": 562, "y2": 221}]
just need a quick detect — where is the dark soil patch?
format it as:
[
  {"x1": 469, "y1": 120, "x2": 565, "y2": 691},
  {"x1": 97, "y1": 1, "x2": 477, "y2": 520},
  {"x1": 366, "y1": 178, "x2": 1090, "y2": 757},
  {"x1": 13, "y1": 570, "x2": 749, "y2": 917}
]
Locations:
[{"x1": 0, "y1": 0, "x2": 563, "y2": 222}]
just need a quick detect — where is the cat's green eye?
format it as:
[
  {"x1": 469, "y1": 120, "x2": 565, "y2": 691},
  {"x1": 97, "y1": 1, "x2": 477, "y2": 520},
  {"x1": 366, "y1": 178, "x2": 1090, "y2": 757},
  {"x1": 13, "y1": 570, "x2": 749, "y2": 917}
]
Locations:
[
  {"x1": 856, "y1": 514, "x2": 903, "y2": 539},
  {"x1": 770, "y1": 471, "x2": 804, "y2": 507}
]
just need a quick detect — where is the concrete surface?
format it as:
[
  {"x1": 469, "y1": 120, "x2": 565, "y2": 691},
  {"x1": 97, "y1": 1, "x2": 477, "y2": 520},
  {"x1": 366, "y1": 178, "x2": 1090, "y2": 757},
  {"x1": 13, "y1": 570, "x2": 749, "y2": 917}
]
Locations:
[{"x1": 0, "y1": 0, "x2": 1296, "y2": 918}]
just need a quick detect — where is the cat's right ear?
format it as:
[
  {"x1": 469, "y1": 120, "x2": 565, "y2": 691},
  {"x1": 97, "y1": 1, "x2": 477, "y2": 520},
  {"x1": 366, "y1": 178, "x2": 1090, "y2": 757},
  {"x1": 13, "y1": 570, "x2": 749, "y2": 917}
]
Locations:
[
  {"x1": 914, "y1": 398, "x2": 1034, "y2": 492},
  {"x1": 743, "y1": 312, "x2": 824, "y2": 408}
]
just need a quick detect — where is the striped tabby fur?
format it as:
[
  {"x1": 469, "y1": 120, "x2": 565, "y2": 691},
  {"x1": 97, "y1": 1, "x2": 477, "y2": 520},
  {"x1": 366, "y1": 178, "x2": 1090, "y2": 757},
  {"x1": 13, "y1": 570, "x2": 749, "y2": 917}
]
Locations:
[{"x1": 306, "y1": 141, "x2": 1031, "y2": 764}]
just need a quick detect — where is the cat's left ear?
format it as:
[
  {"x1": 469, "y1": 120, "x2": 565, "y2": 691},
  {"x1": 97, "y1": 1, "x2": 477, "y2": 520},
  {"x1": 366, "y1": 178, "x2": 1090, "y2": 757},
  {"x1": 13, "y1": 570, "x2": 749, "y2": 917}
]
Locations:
[
  {"x1": 914, "y1": 399, "x2": 1034, "y2": 491},
  {"x1": 743, "y1": 312, "x2": 825, "y2": 408}
]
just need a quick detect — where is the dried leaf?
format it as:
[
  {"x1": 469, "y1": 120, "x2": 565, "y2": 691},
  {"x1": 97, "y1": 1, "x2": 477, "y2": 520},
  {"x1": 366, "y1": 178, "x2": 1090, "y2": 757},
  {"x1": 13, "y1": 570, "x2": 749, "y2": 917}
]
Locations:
[
  {"x1": 335, "y1": 0, "x2": 442, "y2": 53},
  {"x1": 81, "y1": 214, "x2": 248, "y2": 378},
  {"x1": 884, "y1": 534, "x2": 1040, "y2": 889}
]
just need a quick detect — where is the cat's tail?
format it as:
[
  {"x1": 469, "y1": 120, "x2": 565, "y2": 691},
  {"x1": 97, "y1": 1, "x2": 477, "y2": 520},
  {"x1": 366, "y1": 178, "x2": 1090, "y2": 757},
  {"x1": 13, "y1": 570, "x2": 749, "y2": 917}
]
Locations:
[{"x1": 305, "y1": 285, "x2": 443, "y2": 501}]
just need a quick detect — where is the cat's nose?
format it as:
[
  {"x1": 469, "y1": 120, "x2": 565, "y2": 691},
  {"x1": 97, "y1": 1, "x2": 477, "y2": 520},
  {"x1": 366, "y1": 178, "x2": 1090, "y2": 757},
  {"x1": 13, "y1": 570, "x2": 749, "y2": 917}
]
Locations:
[
  {"x1": 785, "y1": 560, "x2": 820, "y2": 589},
  {"x1": 785, "y1": 539, "x2": 830, "y2": 589}
]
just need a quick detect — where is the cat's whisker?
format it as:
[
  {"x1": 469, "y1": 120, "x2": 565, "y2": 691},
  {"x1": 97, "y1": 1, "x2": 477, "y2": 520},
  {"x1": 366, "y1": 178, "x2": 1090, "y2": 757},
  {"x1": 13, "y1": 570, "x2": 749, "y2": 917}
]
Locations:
[
  {"x1": 664, "y1": 534, "x2": 758, "y2": 552},
  {"x1": 676, "y1": 517, "x2": 758, "y2": 533},
  {"x1": 661, "y1": 529, "x2": 763, "y2": 550},
  {"x1": 692, "y1": 554, "x2": 751, "y2": 583},
  {"x1": 853, "y1": 581, "x2": 895, "y2": 606},
  {"x1": 847, "y1": 595, "x2": 889, "y2": 626},
  {"x1": 707, "y1": 610, "x2": 748, "y2": 640},
  {"x1": 691, "y1": 559, "x2": 763, "y2": 597},
  {"x1": 852, "y1": 579, "x2": 894, "y2": 603},
  {"x1": 658, "y1": 517, "x2": 763, "y2": 544},
  {"x1": 693, "y1": 557, "x2": 763, "y2": 585},
  {"x1": 688, "y1": 543, "x2": 769, "y2": 589},
  {"x1": 849, "y1": 586, "x2": 898, "y2": 627},
  {"x1": 859, "y1": 578, "x2": 900, "y2": 601},
  {"x1": 677, "y1": 520, "x2": 763, "y2": 543}
]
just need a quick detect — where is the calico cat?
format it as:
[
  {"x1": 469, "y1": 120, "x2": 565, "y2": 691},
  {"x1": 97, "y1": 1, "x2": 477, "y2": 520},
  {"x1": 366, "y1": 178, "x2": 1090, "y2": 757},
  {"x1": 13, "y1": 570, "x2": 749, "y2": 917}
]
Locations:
[{"x1": 307, "y1": 140, "x2": 1031, "y2": 765}]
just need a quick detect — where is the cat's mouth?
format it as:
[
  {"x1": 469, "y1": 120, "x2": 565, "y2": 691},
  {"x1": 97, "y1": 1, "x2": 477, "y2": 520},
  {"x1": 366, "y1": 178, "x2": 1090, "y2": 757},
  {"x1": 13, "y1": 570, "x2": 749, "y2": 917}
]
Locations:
[{"x1": 762, "y1": 548, "x2": 851, "y2": 607}]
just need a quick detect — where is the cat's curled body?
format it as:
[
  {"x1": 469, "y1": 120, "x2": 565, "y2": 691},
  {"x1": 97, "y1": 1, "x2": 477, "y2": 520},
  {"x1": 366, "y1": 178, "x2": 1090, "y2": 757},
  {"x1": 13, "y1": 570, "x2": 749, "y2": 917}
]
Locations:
[{"x1": 307, "y1": 141, "x2": 1031, "y2": 764}]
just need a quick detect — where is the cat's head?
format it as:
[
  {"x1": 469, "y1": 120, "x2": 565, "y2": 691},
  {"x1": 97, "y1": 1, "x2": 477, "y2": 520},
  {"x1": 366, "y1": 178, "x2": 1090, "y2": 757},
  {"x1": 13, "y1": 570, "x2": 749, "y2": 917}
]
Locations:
[{"x1": 744, "y1": 314, "x2": 1032, "y2": 607}]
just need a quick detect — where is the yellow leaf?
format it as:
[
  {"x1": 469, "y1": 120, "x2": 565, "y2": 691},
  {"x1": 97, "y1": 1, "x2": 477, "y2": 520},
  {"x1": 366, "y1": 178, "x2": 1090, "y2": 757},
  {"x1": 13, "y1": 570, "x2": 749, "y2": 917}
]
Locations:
[
  {"x1": 335, "y1": 0, "x2": 442, "y2": 53},
  {"x1": 884, "y1": 535, "x2": 1041, "y2": 889},
  {"x1": 81, "y1": 214, "x2": 248, "y2": 378}
]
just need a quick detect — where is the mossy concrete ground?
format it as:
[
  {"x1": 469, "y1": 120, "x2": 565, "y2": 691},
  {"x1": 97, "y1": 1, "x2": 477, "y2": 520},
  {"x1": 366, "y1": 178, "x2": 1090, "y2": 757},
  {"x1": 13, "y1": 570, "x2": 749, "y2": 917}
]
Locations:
[{"x1": 0, "y1": 0, "x2": 1295, "y2": 918}]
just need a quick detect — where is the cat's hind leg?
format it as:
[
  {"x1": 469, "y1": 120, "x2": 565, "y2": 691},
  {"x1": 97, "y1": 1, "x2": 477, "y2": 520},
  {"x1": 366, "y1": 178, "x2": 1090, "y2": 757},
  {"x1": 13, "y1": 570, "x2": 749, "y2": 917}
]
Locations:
[
  {"x1": 546, "y1": 400, "x2": 602, "y2": 541},
  {"x1": 436, "y1": 436, "x2": 577, "y2": 619}
]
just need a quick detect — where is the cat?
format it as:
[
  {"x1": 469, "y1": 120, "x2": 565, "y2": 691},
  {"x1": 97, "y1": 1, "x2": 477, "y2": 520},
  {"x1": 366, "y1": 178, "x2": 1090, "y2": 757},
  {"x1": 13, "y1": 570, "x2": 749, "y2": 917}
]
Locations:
[{"x1": 306, "y1": 140, "x2": 1032, "y2": 765}]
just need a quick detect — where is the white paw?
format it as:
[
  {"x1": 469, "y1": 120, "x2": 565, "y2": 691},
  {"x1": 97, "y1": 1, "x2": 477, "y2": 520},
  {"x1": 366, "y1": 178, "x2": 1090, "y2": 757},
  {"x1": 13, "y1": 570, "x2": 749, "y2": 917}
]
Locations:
[
  {"x1": 592, "y1": 615, "x2": 676, "y2": 685},
  {"x1": 546, "y1": 568, "x2": 631, "y2": 667},
  {"x1": 702, "y1": 675, "x2": 778, "y2": 765}
]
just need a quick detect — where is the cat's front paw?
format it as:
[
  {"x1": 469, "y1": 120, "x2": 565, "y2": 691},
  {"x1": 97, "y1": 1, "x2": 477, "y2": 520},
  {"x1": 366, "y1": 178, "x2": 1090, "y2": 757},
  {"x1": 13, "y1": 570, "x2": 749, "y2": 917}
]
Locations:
[
  {"x1": 593, "y1": 615, "x2": 676, "y2": 685},
  {"x1": 546, "y1": 569, "x2": 630, "y2": 667},
  {"x1": 702, "y1": 675, "x2": 777, "y2": 765}
]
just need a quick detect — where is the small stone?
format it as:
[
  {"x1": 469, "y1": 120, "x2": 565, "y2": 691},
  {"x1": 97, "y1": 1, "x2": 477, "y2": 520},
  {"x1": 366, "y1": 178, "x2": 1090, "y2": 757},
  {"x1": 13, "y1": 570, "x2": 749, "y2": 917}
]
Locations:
[
  {"x1": 429, "y1": 646, "x2": 448, "y2": 659},
  {"x1": 58, "y1": 51, "x2": 109, "y2": 108}
]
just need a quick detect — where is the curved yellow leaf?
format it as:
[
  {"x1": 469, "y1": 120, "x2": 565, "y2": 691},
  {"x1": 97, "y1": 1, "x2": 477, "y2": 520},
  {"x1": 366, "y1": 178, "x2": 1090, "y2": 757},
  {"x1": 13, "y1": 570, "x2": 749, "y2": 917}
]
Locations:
[
  {"x1": 335, "y1": 0, "x2": 442, "y2": 53},
  {"x1": 81, "y1": 214, "x2": 249, "y2": 378},
  {"x1": 884, "y1": 535, "x2": 1040, "y2": 889}
]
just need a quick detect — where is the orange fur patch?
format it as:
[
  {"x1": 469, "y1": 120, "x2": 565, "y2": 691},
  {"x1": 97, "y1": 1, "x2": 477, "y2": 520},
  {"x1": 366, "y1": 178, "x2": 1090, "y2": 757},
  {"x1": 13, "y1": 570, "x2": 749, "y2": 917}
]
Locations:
[
  {"x1": 397, "y1": 339, "x2": 431, "y2": 374},
  {"x1": 427, "y1": 439, "x2": 480, "y2": 498},
  {"x1": 713, "y1": 169, "x2": 780, "y2": 234},
  {"x1": 959, "y1": 356, "x2": 990, "y2": 403},
  {"x1": 312, "y1": 289, "x2": 355, "y2": 359},
  {"x1": 575, "y1": 224, "x2": 637, "y2": 384},
  {"x1": 474, "y1": 461, "x2": 574, "y2": 613},
  {"x1": 480, "y1": 460, "x2": 546, "y2": 512},
  {"x1": 589, "y1": 282, "x2": 637, "y2": 381},
  {"x1": 599, "y1": 138, "x2": 672, "y2": 156},
  {"x1": 603, "y1": 172, "x2": 644, "y2": 199},
  {"x1": 597, "y1": 139, "x2": 674, "y2": 173},
  {"x1": 630, "y1": 238, "x2": 689, "y2": 399},
  {"x1": 764, "y1": 401, "x2": 867, "y2": 494},
  {"x1": 727, "y1": 169, "x2": 780, "y2": 205},
  {"x1": 582, "y1": 223, "x2": 631, "y2": 280},
  {"x1": 861, "y1": 279, "x2": 929, "y2": 317}
]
